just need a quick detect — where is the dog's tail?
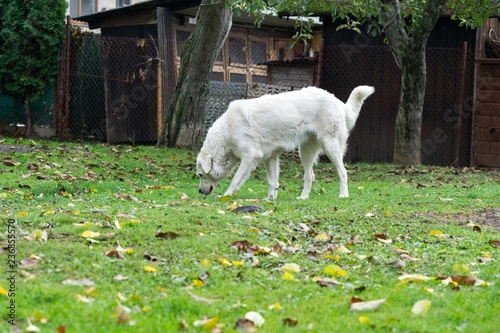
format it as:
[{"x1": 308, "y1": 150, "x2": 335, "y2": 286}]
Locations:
[{"x1": 346, "y1": 85, "x2": 375, "y2": 130}]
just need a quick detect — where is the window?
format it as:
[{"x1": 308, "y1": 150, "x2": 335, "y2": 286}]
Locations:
[
  {"x1": 251, "y1": 41, "x2": 266, "y2": 64},
  {"x1": 228, "y1": 38, "x2": 246, "y2": 65},
  {"x1": 116, "y1": 0, "x2": 131, "y2": 7}
]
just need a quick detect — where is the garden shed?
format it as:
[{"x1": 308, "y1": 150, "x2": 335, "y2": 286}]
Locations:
[{"x1": 74, "y1": 0, "x2": 322, "y2": 143}]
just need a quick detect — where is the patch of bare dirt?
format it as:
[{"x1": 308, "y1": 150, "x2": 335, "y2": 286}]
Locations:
[{"x1": 421, "y1": 208, "x2": 500, "y2": 231}]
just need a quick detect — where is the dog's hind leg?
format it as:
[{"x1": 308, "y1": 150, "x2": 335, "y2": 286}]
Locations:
[
  {"x1": 264, "y1": 155, "x2": 280, "y2": 199},
  {"x1": 224, "y1": 155, "x2": 261, "y2": 196},
  {"x1": 322, "y1": 140, "x2": 348, "y2": 198},
  {"x1": 298, "y1": 141, "x2": 320, "y2": 200}
]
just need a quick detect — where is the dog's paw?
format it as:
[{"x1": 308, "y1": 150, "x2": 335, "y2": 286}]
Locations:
[
  {"x1": 296, "y1": 195, "x2": 309, "y2": 200},
  {"x1": 338, "y1": 194, "x2": 349, "y2": 198}
]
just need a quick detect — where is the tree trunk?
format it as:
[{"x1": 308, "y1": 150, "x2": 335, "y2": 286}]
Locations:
[
  {"x1": 24, "y1": 99, "x2": 32, "y2": 137},
  {"x1": 393, "y1": 48, "x2": 427, "y2": 165},
  {"x1": 381, "y1": 0, "x2": 446, "y2": 165},
  {"x1": 157, "y1": 0, "x2": 232, "y2": 149}
]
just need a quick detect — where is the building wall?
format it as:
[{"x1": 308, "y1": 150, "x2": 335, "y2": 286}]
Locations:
[{"x1": 475, "y1": 61, "x2": 500, "y2": 167}]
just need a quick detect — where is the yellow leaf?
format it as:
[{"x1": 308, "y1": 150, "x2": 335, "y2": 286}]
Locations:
[
  {"x1": 0, "y1": 286, "x2": 8, "y2": 297},
  {"x1": 323, "y1": 253, "x2": 341, "y2": 260},
  {"x1": 44, "y1": 209, "x2": 56, "y2": 215},
  {"x1": 144, "y1": 266, "x2": 158, "y2": 273},
  {"x1": 72, "y1": 210, "x2": 81, "y2": 216},
  {"x1": 323, "y1": 264, "x2": 348, "y2": 278},
  {"x1": 232, "y1": 260, "x2": 244, "y2": 267},
  {"x1": 203, "y1": 317, "x2": 219, "y2": 332},
  {"x1": 76, "y1": 294, "x2": 94, "y2": 303},
  {"x1": 192, "y1": 279, "x2": 204, "y2": 287},
  {"x1": 315, "y1": 232, "x2": 329, "y2": 241},
  {"x1": 80, "y1": 230, "x2": 100, "y2": 238},
  {"x1": 429, "y1": 230, "x2": 443, "y2": 236},
  {"x1": 218, "y1": 195, "x2": 232, "y2": 203},
  {"x1": 16, "y1": 211, "x2": 27, "y2": 217},
  {"x1": 358, "y1": 316, "x2": 371, "y2": 325},
  {"x1": 281, "y1": 263, "x2": 301, "y2": 273},
  {"x1": 200, "y1": 259, "x2": 211, "y2": 268},
  {"x1": 268, "y1": 303, "x2": 282, "y2": 310},
  {"x1": 282, "y1": 272, "x2": 294, "y2": 280},
  {"x1": 218, "y1": 257, "x2": 232, "y2": 267},
  {"x1": 411, "y1": 299, "x2": 432, "y2": 315}
]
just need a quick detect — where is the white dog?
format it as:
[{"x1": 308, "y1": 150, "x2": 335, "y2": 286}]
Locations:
[{"x1": 197, "y1": 85, "x2": 374, "y2": 199}]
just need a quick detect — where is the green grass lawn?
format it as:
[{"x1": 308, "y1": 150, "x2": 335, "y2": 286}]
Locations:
[{"x1": 1, "y1": 137, "x2": 499, "y2": 333}]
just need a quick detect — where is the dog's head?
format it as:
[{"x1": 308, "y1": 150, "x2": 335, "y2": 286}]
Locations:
[{"x1": 196, "y1": 152, "x2": 219, "y2": 196}]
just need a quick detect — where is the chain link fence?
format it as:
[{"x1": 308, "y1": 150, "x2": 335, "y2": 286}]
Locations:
[{"x1": 0, "y1": 29, "x2": 479, "y2": 166}]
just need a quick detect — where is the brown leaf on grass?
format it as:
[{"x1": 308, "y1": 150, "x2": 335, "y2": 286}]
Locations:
[
  {"x1": 272, "y1": 243, "x2": 283, "y2": 255},
  {"x1": 105, "y1": 249, "x2": 124, "y2": 259},
  {"x1": 115, "y1": 193, "x2": 140, "y2": 202},
  {"x1": 316, "y1": 278, "x2": 339, "y2": 288},
  {"x1": 374, "y1": 234, "x2": 393, "y2": 244},
  {"x1": 143, "y1": 252, "x2": 158, "y2": 261},
  {"x1": 392, "y1": 248, "x2": 410, "y2": 255},
  {"x1": 232, "y1": 240, "x2": 253, "y2": 252},
  {"x1": 20, "y1": 257, "x2": 39, "y2": 268},
  {"x1": 234, "y1": 318, "x2": 256, "y2": 332},
  {"x1": 282, "y1": 317, "x2": 298, "y2": 327},
  {"x1": 3, "y1": 160, "x2": 21, "y2": 167},
  {"x1": 489, "y1": 240, "x2": 500, "y2": 248},
  {"x1": 155, "y1": 230, "x2": 180, "y2": 239},
  {"x1": 450, "y1": 275, "x2": 482, "y2": 286},
  {"x1": 350, "y1": 296, "x2": 364, "y2": 304}
]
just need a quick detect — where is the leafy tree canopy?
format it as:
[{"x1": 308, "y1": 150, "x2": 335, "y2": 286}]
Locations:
[{"x1": 0, "y1": 0, "x2": 66, "y2": 104}]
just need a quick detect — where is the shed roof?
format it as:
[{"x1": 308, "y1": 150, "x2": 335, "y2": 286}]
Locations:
[{"x1": 75, "y1": 0, "x2": 201, "y2": 27}]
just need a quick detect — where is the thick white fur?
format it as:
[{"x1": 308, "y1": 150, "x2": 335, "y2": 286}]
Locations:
[{"x1": 197, "y1": 85, "x2": 375, "y2": 199}]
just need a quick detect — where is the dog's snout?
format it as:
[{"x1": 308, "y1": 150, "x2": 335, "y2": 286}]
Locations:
[{"x1": 198, "y1": 186, "x2": 214, "y2": 196}]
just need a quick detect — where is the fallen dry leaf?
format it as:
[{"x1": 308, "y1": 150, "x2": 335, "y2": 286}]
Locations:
[
  {"x1": 24, "y1": 230, "x2": 48, "y2": 242},
  {"x1": 115, "y1": 193, "x2": 140, "y2": 202},
  {"x1": 62, "y1": 278, "x2": 95, "y2": 287},
  {"x1": 234, "y1": 318, "x2": 256, "y2": 332},
  {"x1": 20, "y1": 257, "x2": 39, "y2": 268},
  {"x1": 113, "y1": 275, "x2": 129, "y2": 281},
  {"x1": 282, "y1": 317, "x2": 298, "y2": 327},
  {"x1": 489, "y1": 240, "x2": 500, "y2": 248},
  {"x1": 155, "y1": 230, "x2": 180, "y2": 239},
  {"x1": 411, "y1": 299, "x2": 431, "y2": 315},
  {"x1": 244, "y1": 311, "x2": 265, "y2": 327},
  {"x1": 187, "y1": 289, "x2": 220, "y2": 304},
  {"x1": 350, "y1": 299, "x2": 386, "y2": 312},
  {"x1": 233, "y1": 206, "x2": 261, "y2": 214},
  {"x1": 281, "y1": 263, "x2": 301, "y2": 273}
]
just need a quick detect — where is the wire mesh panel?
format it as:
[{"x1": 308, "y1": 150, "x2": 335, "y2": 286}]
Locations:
[
  {"x1": 205, "y1": 81, "x2": 247, "y2": 131},
  {"x1": 57, "y1": 30, "x2": 478, "y2": 166}
]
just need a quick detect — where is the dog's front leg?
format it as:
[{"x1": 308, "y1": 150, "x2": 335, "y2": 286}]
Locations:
[{"x1": 224, "y1": 157, "x2": 261, "y2": 196}]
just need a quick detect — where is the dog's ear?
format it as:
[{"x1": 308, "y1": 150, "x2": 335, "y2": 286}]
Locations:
[{"x1": 199, "y1": 154, "x2": 212, "y2": 174}]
